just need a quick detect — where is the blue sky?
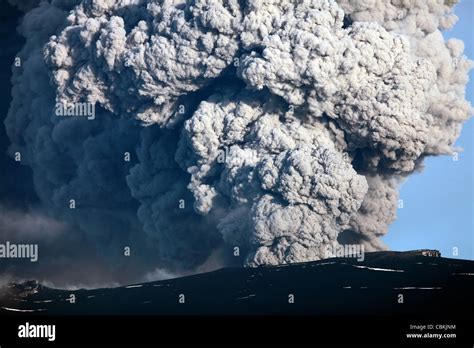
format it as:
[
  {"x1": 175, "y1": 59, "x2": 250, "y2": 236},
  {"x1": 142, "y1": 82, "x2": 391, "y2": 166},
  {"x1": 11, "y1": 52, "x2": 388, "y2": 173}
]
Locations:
[{"x1": 382, "y1": 0, "x2": 474, "y2": 260}]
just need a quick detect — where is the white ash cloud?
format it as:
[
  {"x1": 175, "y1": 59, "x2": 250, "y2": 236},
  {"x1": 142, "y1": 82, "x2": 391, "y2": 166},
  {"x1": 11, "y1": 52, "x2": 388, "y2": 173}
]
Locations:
[
  {"x1": 3, "y1": 0, "x2": 472, "y2": 282},
  {"x1": 338, "y1": 0, "x2": 473, "y2": 157},
  {"x1": 176, "y1": 89, "x2": 368, "y2": 264},
  {"x1": 44, "y1": 0, "x2": 242, "y2": 126},
  {"x1": 238, "y1": 2, "x2": 437, "y2": 173}
]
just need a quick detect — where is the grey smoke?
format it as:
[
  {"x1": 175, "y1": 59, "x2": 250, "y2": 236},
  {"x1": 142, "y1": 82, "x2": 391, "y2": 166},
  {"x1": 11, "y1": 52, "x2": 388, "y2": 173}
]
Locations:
[
  {"x1": 0, "y1": 205, "x2": 66, "y2": 240},
  {"x1": 7, "y1": 0, "x2": 41, "y2": 12},
  {"x1": 3, "y1": 0, "x2": 472, "y2": 285}
]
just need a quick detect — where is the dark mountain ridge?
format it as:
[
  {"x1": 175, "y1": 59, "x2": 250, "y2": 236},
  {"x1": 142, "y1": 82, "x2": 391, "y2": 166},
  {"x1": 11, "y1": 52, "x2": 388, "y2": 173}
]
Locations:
[{"x1": 1, "y1": 250, "x2": 472, "y2": 316}]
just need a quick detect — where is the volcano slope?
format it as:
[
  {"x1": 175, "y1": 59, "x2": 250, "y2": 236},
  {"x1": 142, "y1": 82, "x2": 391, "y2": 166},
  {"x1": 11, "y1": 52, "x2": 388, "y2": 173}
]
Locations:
[{"x1": 0, "y1": 250, "x2": 472, "y2": 316}]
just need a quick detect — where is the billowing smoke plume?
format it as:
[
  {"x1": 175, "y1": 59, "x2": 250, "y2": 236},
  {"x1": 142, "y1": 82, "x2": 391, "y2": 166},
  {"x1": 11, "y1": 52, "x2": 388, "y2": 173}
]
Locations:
[{"x1": 3, "y1": 0, "x2": 472, "y2": 284}]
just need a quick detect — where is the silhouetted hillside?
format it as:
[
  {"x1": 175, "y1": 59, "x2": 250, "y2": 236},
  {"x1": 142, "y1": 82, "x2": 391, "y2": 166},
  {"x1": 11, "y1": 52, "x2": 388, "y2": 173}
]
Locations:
[{"x1": 1, "y1": 250, "x2": 473, "y2": 316}]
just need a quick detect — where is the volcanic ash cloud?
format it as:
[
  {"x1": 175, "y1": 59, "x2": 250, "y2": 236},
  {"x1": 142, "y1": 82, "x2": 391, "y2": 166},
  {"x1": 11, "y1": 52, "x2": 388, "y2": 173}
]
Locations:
[{"x1": 5, "y1": 0, "x2": 473, "y2": 279}]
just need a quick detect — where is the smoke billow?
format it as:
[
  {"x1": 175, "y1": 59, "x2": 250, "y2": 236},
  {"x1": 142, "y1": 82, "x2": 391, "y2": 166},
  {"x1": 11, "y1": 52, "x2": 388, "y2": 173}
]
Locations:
[{"x1": 3, "y1": 0, "x2": 472, "y2": 285}]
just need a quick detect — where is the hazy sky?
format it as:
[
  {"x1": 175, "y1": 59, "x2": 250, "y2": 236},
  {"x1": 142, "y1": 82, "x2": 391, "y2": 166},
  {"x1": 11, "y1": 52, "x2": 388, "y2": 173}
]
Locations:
[{"x1": 383, "y1": 0, "x2": 474, "y2": 260}]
